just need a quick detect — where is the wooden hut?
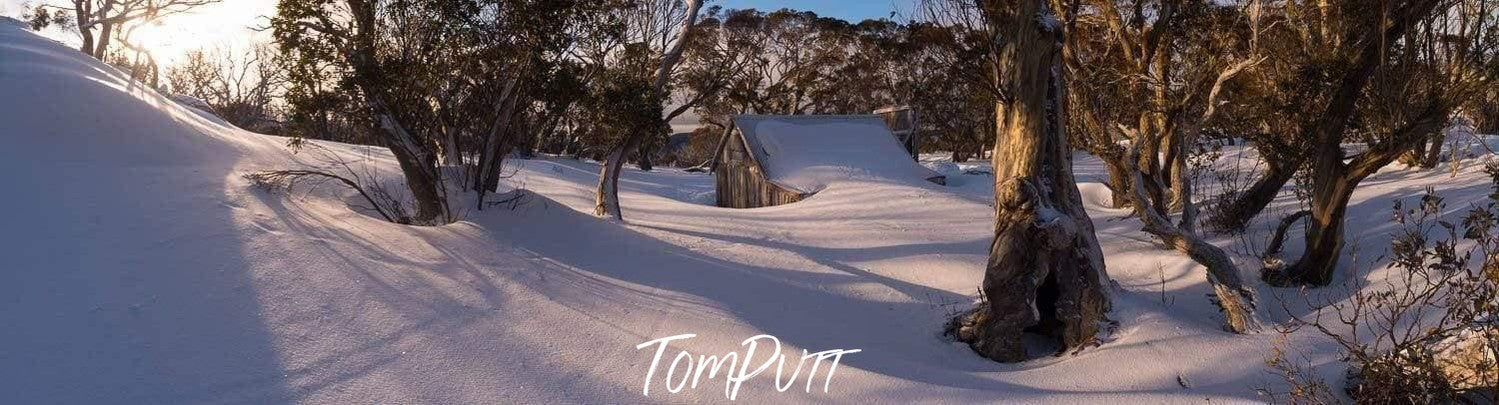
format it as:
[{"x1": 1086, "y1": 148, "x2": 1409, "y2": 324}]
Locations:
[
  {"x1": 711, "y1": 114, "x2": 946, "y2": 209},
  {"x1": 874, "y1": 106, "x2": 919, "y2": 158}
]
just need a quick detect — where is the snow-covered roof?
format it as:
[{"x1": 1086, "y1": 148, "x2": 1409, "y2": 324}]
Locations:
[{"x1": 732, "y1": 114, "x2": 944, "y2": 194}]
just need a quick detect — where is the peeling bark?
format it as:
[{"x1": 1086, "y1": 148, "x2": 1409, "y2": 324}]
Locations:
[{"x1": 948, "y1": 0, "x2": 1111, "y2": 363}]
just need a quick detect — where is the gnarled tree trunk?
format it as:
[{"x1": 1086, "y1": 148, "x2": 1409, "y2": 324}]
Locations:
[
  {"x1": 383, "y1": 132, "x2": 446, "y2": 224},
  {"x1": 1263, "y1": 147, "x2": 1360, "y2": 286},
  {"x1": 1268, "y1": 107, "x2": 1452, "y2": 286},
  {"x1": 947, "y1": 0, "x2": 1111, "y2": 363},
  {"x1": 1261, "y1": 0, "x2": 1447, "y2": 287},
  {"x1": 345, "y1": 0, "x2": 448, "y2": 224},
  {"x1": 75, "y1": 0, "x2": 95, "y2": 57}
]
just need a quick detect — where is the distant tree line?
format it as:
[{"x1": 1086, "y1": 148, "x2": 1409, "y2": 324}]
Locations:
[{"x1": 259, "y1": 2, "x2": 1007, "y2": 221}]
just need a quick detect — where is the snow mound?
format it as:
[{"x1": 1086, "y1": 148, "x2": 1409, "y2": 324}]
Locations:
[
  {"x1": 168, "y1": 94, "x2": 237, "y2": 127},
  {"x1": 735, "y1": 115, "x2": 945, "y2": 193},
  {"x1": 0, "y1": 21, "x2": 263, "y2": 169},
  {"x1": 921, "y1": 161, "x2": 961, "y2": 177},
  {"x1": 1, "y1": 16, "x2": 24, "y2": 29},
  {"x1": 0, "y1": 22, "x2": 302, "y2": 403}
]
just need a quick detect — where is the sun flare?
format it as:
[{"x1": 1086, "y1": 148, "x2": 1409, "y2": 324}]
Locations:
[{"x1": 93, "y1": 0, "x2": 275, "y2": 65}]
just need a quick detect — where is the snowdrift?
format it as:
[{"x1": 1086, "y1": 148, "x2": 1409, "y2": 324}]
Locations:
[{"x1": 5, "y1": 19, "x2": 1497, "y2": 403}]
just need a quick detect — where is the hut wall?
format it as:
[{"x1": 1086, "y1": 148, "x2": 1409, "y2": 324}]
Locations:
[
  {"x1": 875, "y1": 108, "x2": 919, "y2": 158},
  {"x1": 715, "y1": 134, "x2": 804, "y2": 208}
]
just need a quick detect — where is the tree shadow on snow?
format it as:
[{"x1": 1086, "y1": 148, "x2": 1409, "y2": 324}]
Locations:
[{"x1": 451, "y1": 192, "x2": 1256, "y2": 398}]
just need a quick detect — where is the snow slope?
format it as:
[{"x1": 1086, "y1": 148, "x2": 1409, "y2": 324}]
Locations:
[
  {"x1": 3, "y1": 21, "x2": 1494, "y2": 403},
  {"x1": 735, "y1": 115, "x2": 945, "y2": 193}
]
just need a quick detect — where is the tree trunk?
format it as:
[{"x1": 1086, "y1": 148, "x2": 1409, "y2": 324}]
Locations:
[
  {"x1": 439, "y1": 128, "x2": 461, "y2": 166},
  {"x1": 1102, "y1": 153, "x2": 1133, "y2": 208},
  {"x1": 363, "y1": 98, "x2": 448, "y2": 224},
  {"x1": 1153, "y1": 39, "x2": 1176, "y2": 202},
  {"x1": 1211, "y1": 157, "x2": 1297, "y2": 232},
  {"x1": 385, "y1": 136, "x2": 446, "y2": 224},
  {"x1": 1259, "y1": 0, "x2": 1444, "y2": 286},
  {"x1": 474, "y1": 122, "x2": 513, "y2": 193},
  {"x1": 93, "y1": 0, "x2": 116, "y2": 59},
  {"x1": 1264, "y1": 155, "x2": 1357, "y2": 287},
  {"x1": 593, "y1": 137, "x2": 635, "y2": 218},
  {"x1": 1421, "y1": 131, "x2": 1445, "y2": 168},
  {"x1": 75, "y1": 0, "x2": 94, "y2": 57},
  {"x1": 94, "y1": 21, "x2": 113, "y2": 58},
  {"x1": 637, "y1": 138, "x2": 655, "y2": 171},
  {"x1": 593, "y1": 0, "x2": 702, "y2": 220},
  {"x1": 1135, "y1": 125, "x2": 1169, "y2": 216},
  {"x1": 1262, "y1": 210, "x2": 1311, "y2": 261},
  {"x1": 147, "y1": 53, "x2": 159, "y2": 89},
  {"x1": 1268, "y1": 114, "x2": 1452, "y2": 286},
  {"x1": 1127, "y1": 147, "x2": 1259, "y2": 333},
  {"x1": 947, "y1": 0, "x2": 1111, "y2": 363},
  {"x1": 344, "y1": 1, "x2": 446, "y2": 224},
  {"x1": 473, "y1": 77, "x2": 525, "y2": 199},
  {"x1": 1170, "y1": 135, "x2": 1196, "y2": 233}
]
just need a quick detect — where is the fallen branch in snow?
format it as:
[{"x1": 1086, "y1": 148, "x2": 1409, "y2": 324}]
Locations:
[
  {"x1": 484, "y1": 188, "x2": 530, "y2": 210},
  {"x1": 245, "y1": 169, "x2": 405, "y2": 224},
  {"x1": 1127, "y1": 147, "x2": 1261, "y2": 334}
]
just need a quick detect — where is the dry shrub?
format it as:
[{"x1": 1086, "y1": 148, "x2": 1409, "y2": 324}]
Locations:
[
  {"x1": 1265, "y1": 165, "x2": 1499, "y2": 404},
  {"x1": 245, "y1": 142, "x2": 415, "y2": 224}
]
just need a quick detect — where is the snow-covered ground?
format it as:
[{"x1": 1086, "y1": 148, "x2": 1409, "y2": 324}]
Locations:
[{"x1": 2, "y1": 19, "x2": 1493, "y2": 403}]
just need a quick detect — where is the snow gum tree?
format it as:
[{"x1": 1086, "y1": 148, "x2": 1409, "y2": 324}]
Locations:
[
  {"x1": 1262, "y1": 0, "x2": 1493, "y2": 286},
  {"x1": 593, "y1": 0, "x2": 704, "y2": 220},
  {"x1": 1059, "y1": 0, "x2": 1265, "y2": 333},
  {"x1": 943, "y1": 0, "x2": 1112, "y2": 363},
  {"x1": 272, "y1": 0, "x2": 606, "y2": 223}
]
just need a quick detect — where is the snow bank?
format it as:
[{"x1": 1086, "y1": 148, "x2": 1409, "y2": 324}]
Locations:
[
  {"x1": 168, "y1": 94, "x2": 237, "y2": 127},
  {"x1": 736, "y1": 115, "x2": 944, "y2": 193},
  {"x1": 0, "y1": 21, "x2": 267, "y2": 168},
  {"x1": 1, "y1": 16, "x2": 25, "y2": 29},
  {"x1": 0, "y1": 22, "x2": 299, "y2": 403},
  {"x1": 6, "y1": 17, "x2": 1496, "y2": 404}
]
